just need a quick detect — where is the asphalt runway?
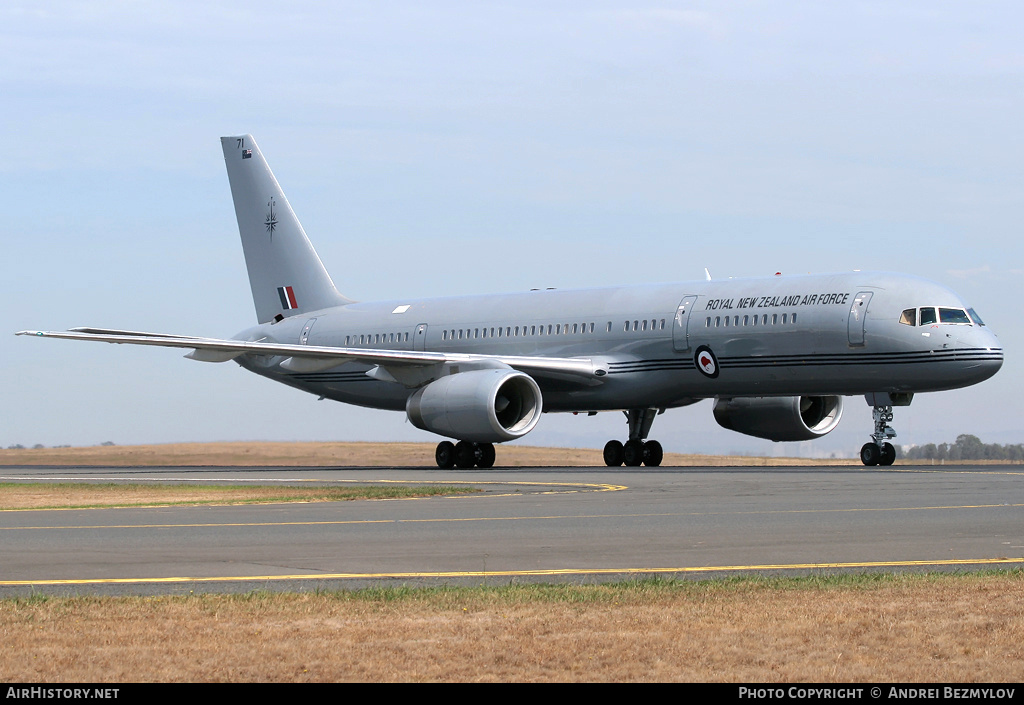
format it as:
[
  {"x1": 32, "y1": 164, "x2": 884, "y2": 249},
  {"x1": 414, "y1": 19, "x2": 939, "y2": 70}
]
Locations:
[{"x1": 2, "y1": 464, "x2": 1023, "y2": 596}]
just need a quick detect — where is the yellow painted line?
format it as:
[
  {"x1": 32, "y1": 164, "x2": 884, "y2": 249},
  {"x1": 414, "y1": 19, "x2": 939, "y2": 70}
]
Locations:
[
  {"x1": 3, "y1": 557, "x2": 1023, "y2": 587},
  {"x1": 3, "y1": 501, "x2": 1020, "y2": 531},
  {"x1": 890, "y1": 468, "x2": 1024, "y2": 476},
  {"x1": 0, "y1": 477, "x2": 627, "y2": 493}
]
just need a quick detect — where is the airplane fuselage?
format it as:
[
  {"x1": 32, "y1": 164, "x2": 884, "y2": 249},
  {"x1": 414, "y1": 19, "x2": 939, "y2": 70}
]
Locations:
[{"x1": 235, "y1": 271, "x2": 1002, "y2": 413}]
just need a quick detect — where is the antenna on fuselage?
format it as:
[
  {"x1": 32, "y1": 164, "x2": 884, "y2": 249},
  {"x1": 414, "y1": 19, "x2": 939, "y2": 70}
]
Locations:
[{"x1": 704, "y1": 268, "x2": 712, "y2": 281}]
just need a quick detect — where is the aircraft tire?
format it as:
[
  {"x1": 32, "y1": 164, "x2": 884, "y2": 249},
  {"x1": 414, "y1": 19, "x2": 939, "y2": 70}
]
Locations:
[
  {"x1": 603, "y1": 440, "x2": 624, "y2": 467},
  {"x1": 860, "y1": 442, "x2": 880, "y2": 467},
  {"x1": 454, "y1": 441, "x2": 477, "y2": 469},
  {"x1": 880, "y1": 442, "x2": 896, "y2": 466},
  {"x1": 623, "y1": 440, "x2": 644, "y2": 467},
  {"x1": 643, "y1": 440, "x2": 663, "y2": 467},
  {"x1": 477, "y1": 443, "x2": 496, "y2": 469},
  {"x1": 435, "y1": 441, "x2": 456, "y2": 469}
]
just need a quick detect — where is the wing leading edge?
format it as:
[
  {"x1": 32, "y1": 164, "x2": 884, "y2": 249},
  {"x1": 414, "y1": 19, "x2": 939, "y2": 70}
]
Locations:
[{"x1": 15, "y1": 328, "x2": 607, "y2": 385}]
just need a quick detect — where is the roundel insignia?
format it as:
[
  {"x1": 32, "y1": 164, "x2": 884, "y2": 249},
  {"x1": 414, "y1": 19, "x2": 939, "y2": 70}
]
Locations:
[{"x1": 695, "y1": 345, "x2": 719, "y2": 379}]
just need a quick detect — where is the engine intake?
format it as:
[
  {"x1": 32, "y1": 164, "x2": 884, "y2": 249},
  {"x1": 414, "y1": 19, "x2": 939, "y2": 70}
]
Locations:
[
  {"x1": 713, "y1": 395, "x2": 844, "y2": 442},
  {"x1": 406, "y1": 369, "x2": 543, "y2": 443}
]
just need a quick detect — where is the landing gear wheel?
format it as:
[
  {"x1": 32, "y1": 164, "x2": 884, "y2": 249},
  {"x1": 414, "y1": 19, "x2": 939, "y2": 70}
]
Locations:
[
  {"x1": 879, "y1": 442, "x2": 896, "y2": 466},
  {"x1": 603, "y1": 440, "x2": 624, "y2": 467},
  {"x1": 454, "y1": 441, "x2": 477, "y2": 469},
  {"x1": 435, "y1": 441, "x2": 456, "y2": 469},
  {"x1": 476, "y1": 443, "x2": 496, "y2": 469},
  {"x1": 623, "y1": 439, "x2": 645, "y2": 467},
  {"x1": 860, "y1": 442, "x2": 880, "y2": 467},
  {"x1": 642, "y1": 440, "x2": 663, "y2": 467}
]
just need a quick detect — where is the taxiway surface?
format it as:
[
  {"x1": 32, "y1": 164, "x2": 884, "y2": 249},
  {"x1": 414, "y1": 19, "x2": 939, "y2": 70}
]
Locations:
[{"x1": 2, "y1": 464, "x2": 1022, "y2": 596}]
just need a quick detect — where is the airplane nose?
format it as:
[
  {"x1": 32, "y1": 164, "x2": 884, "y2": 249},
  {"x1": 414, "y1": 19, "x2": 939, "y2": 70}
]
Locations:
[{"x1": 957, "y1": 326, "x2": 1003, "y2": 383}]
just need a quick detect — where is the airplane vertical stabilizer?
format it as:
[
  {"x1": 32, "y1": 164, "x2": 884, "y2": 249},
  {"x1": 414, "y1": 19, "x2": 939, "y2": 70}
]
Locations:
[{"x1": 221, "y1": 134, "x2": 352, "y2": 323}]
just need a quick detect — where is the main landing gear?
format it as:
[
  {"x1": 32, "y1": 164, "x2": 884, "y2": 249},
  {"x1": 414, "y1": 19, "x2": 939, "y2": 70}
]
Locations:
[
  {"x1": 435, "y1": 440, "x2": 496, "y2": 469},
  {"x1": 603, "y1": 408, "x2": 664, "y2": 467},
  {"x1": 860, "y1": 404, "x2": 897, "y2": 466}
]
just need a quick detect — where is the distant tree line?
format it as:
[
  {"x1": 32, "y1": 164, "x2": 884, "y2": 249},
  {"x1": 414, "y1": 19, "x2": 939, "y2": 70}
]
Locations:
[
  {"x1": 900, "y1": 434, "x2": 1024, "y2": 461},
  {"x1": 3, "y1": 443, "x2": 103, "y2": 450}
]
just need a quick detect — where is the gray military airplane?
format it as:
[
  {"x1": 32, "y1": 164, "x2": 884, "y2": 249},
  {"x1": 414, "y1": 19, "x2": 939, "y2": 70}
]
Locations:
[{"x1": 18, "y1": 135, "x2": 1003, "y2": 468}]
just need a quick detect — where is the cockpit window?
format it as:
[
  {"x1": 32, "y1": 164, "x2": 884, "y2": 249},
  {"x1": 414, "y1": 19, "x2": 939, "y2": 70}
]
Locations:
[
  {"x1": 939, "y1": 308, "x2": 971, "y2": 324},
  {"x1": 906, "y1": 306, "x2": 976, "y2": 326}
]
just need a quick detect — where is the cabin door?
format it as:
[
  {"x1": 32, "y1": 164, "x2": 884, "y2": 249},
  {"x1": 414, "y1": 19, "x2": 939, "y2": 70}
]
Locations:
[
  {"x1": 848, "y1": 292, "x2": 873, "y2": 346},
  {"x1": 299, "y1": 318, "x2": 317, "y2": 345},
  {"x1": 672, "y1": 296, "x2": 699, "y2": 352},
  {"x1": 414, "y1": 323, "x2": 428, "y2": 351}
]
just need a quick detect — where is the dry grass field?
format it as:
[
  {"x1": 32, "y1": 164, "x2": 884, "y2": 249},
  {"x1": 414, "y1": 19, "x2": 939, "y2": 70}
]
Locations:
[
  {"x1": 0, "y1": 441, "x2": 860, "y2": 467},
  {"x1": 2, "y1": 574, "x2": 1022, "y2": 682},
  {"x1": 0, "y1": 484, "x2": 476, "y2": 511}
]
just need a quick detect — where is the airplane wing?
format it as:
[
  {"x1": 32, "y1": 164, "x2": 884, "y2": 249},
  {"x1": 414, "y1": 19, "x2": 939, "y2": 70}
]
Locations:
[{"x1": 16, "y1": 328, "x2": 607, "y2": 384}]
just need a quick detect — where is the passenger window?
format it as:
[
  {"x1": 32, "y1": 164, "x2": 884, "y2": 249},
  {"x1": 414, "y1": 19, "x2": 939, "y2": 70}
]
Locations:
[
  {"x1": 920, "y1": 307, "x2": 937, "y2": 325},
  {"x1": 782, "y1": 314, "x2": 787, "y2": 324},
  {"x1": 899, "y1": 308, "x2": 916, "y2": 326}
]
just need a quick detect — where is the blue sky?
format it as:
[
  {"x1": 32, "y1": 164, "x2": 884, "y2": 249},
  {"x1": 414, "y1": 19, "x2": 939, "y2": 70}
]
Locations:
[{"x1": 4, "y1": 1, "x2": 1021, "y2": 456}]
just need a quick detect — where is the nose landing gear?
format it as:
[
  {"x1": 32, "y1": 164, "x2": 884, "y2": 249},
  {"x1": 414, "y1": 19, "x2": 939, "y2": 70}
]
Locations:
[{"x1": 861, "y1": 405, "x2": 897, "y2": 466}]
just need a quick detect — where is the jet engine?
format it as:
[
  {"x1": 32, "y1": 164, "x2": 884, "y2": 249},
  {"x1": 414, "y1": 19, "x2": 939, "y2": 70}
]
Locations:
[
  {"x1": 712, "y1": 395, "x2": 844, "y2": 442},
  {"x1": 406, "y1": 369, "x2": 543, "y2": 443}
]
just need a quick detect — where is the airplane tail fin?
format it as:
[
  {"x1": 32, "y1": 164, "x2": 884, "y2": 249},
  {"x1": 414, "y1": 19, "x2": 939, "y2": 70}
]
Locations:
[{"x1": 221, "y1": 134, "x2": 352, "y2": 324}]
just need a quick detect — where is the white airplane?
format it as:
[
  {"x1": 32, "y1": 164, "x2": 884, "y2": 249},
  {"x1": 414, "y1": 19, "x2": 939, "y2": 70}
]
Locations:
[{"x1": 18, "y1": 135, "x2": 1003, "y2": 468}]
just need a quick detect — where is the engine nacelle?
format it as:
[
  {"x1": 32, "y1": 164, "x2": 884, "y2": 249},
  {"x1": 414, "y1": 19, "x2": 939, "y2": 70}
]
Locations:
[
  {"x1": 406, "y1": 369, "x2": 543, "y2": 443},
  {"x1": 713, "y1": 395, "x2": 844, "y2": 442}
]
